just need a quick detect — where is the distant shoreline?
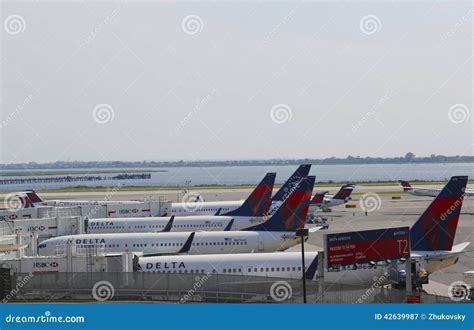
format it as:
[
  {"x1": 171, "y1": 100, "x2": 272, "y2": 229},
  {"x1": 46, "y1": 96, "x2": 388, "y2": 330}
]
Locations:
[
  {"x1": 0, "y1": 169, "x2": 167, "y2": 177},
  {"x1": 0, "y1": 179, "x2": 472, "y2": 194},
  {"x1": 1, "y1": 156, "x2": 474, "y2": 170}
]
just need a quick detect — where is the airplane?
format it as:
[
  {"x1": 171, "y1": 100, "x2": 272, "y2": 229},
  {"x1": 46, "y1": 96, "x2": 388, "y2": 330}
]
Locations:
[
  {"x1": 266, "y1": 164, "x2": 311, "y2": 215},
  {"x1": 308, "y1": 183, "x2": 355, "y2": 212},
  {"x1": 137, "y1": 176, "x2": 470, "y2": 286},
  {"x1": 408, "y1": 176, "x2": 470, "y2": 272},
  {"x1": 170, "y1": 164, "x2": 311, "y2": 216},
  {"x1": 136, "y1": 251, "x2": 382, "y2": 286},
  {"x1": 398, "y1": 180, "x2": 474, "y2": 197},
  {"x1": 14, "y1": 172, "x2": 274, "y2": 213},
  {"x1": 1, "y1": 192, "x2": 33, "y2": 210},
  {"x1": 17, "y1": 190, "x2": 143, "y2": 207},
  {"x1": 85, "y1": 172, "x2": 277, "y2": 234},
  {"x1": 38, "y1": 176, "x2": 319, "y2": 257},
  {"x1": 9, "y1": 164, "x2": 310, "y2": 213},
  {"x1": 86, "y1": 216, "x2": 235, "y2": 233}
]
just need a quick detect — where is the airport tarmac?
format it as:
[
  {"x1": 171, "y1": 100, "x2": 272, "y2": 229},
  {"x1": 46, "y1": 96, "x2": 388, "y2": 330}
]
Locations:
[
  {"x1": 76, "y1": 187, "x2": 473, "y2": 287},
  {"x1": 2, "y1": 185, "x2": 472, "y2": 292}
]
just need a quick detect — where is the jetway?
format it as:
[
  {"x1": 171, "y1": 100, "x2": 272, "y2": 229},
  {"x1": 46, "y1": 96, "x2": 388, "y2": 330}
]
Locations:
[
  {"x1": 0, "y1": 243, "x2": 135, "y2": 274},
  {"x1": 0, "y1": 216, "x2": 83, "y2": 238},
  {"x1": 0, "y1": 199, "x2": 171, "y2": 220},
  {"x1": 0, "y1": 208, "x2": 37, "y2": 221}
]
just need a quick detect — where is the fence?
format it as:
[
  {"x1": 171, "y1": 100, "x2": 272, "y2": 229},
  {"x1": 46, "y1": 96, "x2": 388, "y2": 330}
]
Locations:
[{"x1": 1, "y1": 272, "x2": 467, "y2": 304}]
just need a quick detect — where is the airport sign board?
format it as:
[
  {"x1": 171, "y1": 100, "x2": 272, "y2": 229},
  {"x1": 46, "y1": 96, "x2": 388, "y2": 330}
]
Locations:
[{"x1": 324, "y1": 227, "x2": 410, "y2": 270}]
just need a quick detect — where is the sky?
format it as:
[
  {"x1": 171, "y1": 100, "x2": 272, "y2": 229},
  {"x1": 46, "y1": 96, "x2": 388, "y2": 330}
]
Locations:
[{"x1": 1, "y1": 1, "x2": 472, "y2": 164}]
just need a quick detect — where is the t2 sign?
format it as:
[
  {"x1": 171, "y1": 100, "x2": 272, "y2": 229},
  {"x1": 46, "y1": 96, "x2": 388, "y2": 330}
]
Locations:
[{"x1": 324, "y1": 227, "x2": 410, "y2": 270}]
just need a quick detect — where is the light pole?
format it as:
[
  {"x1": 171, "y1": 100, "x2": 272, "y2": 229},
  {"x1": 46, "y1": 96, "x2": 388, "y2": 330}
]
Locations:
[{"x1": 296, "y1": 228, "x2": 309, "y2": 303}]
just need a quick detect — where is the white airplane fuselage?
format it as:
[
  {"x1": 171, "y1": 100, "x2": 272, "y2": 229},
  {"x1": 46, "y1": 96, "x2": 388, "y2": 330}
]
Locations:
[
  {"x1": 86, "y1": 215, "x2": 262, "y2": 233},
  {"x1": 171, "y1": 200, "x2": 243, "y2": 216},
  {"x1": 138, "y1": 244, "x2": 470, "y2": 286},
  {"x1": 38, "y1": 231, "x2": 302, "y2": 256},
  {"x1": 404, "y1": 188, "x2": 439, "y2": 197},
  {"x1": 138, "y1": 252, "x2": 387, "y2": 286},
  {"x1": 35, "y1": 200, "x2": 142, "y2": 207},
  {"x1": 404, "y1": 187, "x2": 474, "y2": 198},
  {"x1": 308, "y1": 197, "x2": 348, "y2": 213},
  {"x1": 171, "y1": 199, "x2": 286, "y2": 216}
]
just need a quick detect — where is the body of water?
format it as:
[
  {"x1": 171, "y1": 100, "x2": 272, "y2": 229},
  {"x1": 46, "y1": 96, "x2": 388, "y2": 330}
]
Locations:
[{"x1": 0, "y1": 163, "x2": 472, "y2": 190}]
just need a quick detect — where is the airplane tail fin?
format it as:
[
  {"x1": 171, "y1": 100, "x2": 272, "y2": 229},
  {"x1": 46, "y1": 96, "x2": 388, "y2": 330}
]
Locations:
[
  {"x1": 398, "y1": 180, "x2": 412, "y2": 191},
  {"x1": 21, "y1": 195, "x2": 33, "y2": 208},
  {"x1": 15, "y1": 194, "x2": 33, "y2": 208},
  {"x1": 244, "y1": 176, "x2": 315, "y2": 232},
  {"x1": 332, "y1": 184, "x2": 355, "y2": 200},
  {"x1": 224, "y1": 173, "x2": 276, "y2": 217},
  {"x1": 410, "y1": 176, "x2": 467, "y2": 252},
  {"x1": 311, "y1": 191, "x2": 328, "y2": 204},
  {"x1": 23, "y1": 190, "x2": 43, "y2": 203},
  {"x1": 271, "y1": 164, "x2": 311, "y2": 204}
]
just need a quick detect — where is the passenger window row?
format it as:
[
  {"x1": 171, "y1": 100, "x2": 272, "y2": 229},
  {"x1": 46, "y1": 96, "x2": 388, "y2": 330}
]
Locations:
[
  {"x1": 91, "y1": 223, "x2": 223, "y2": 229},
  {"x1": 149, "y1": 266, "x2": 301, "y2": 274}
]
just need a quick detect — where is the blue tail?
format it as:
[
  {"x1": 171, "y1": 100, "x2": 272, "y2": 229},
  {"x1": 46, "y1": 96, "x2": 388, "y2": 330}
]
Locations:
[
  {"x1": 271, "y1": 164, "x2": 311, "y2": 204},
  {"x1": 224, "y1": 173, "x2": 276, "y2": 217},
  {"x1": 410, "y1": 176, "x2": 467, "y2": 251},
  {"x1": 244, "y1": 176, "x2": 315, "y2": 232}
]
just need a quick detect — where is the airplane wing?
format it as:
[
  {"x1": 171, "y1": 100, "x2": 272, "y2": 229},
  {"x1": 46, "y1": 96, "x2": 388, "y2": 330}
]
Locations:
[
  {"x1": 451, "y1": 242, "x2": 471, "y2": 253},
  {"x1": 411, "y1": 242, "x2": 471, "y2": 260},
  {"x1": 161, "y1": 216, "x2": 174, "y2": 232},
  {"x1": 308, "y1": 226, "x2": 323, "y2": 233},
  {"x1": 178, "y1": 232, "x2": 195, "y2": 253},
  {"x1": 281, "y1": 227, "x2": 323, "y2": 239},
  {"x1": 224, "y1": 219, "x2": 234, "y2": 231}
]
